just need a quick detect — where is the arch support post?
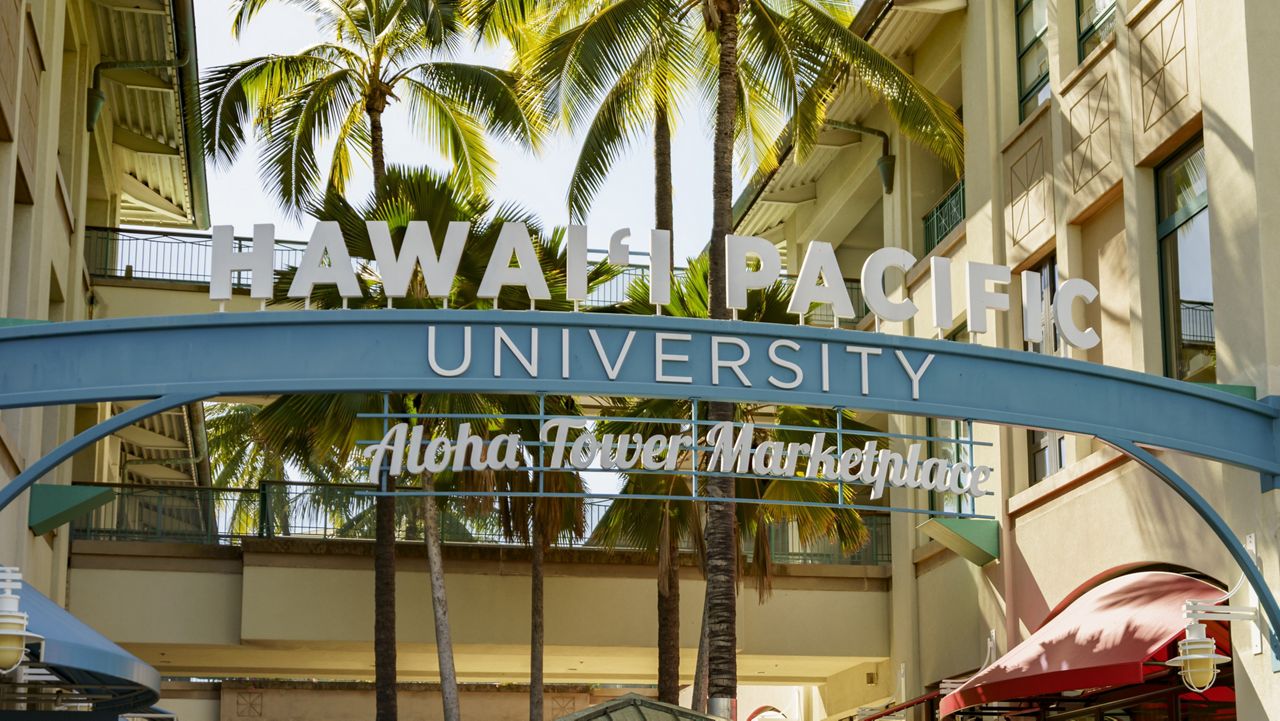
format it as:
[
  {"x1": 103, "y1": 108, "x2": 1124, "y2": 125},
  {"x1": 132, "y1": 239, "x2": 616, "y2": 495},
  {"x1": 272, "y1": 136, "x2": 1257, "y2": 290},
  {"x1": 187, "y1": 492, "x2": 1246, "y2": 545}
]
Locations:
[
  {"x1": 1112, "y1": 439, "x2": 1280, "y2": 662},
  {"x1": 0, "y1": 393, "x2": 209, "y2": 513}
]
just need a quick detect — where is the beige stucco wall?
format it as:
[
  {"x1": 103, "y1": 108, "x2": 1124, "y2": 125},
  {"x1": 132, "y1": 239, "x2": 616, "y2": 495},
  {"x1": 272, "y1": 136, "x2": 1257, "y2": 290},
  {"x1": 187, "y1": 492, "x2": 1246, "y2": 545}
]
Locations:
[
  {"x1": 68, "y1": 541, "x2": 891, "y2": 685},
  {"x1": 734, "y1": 0, "x2": 1280, "y2": 715}
]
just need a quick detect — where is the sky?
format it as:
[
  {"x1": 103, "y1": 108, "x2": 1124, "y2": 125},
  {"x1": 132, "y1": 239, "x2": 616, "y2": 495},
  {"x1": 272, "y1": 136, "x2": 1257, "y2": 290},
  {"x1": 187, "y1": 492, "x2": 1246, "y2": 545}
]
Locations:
[{"x1": 192, "y1": 1, "x2": 733, "y2": 262}]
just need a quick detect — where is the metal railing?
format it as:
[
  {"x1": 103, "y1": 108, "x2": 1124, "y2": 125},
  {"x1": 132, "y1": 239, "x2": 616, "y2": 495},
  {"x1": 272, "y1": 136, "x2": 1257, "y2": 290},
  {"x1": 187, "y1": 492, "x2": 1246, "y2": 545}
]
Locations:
[
  {"x1": 86, "y1": 227, "x2": 306, "y2": 287},
  {"x1": 1179, "y1": 301, "x2": 1214, "y2": 346},
  {"x1": 922, "y1": 179, "x2": 965, "y2": 254},
  {"x1": 70, "y1": 482, "x2": 891, "y2": 565},
  {"x1": 83, "y1": 226, "x2": 868, "y2": 323}
]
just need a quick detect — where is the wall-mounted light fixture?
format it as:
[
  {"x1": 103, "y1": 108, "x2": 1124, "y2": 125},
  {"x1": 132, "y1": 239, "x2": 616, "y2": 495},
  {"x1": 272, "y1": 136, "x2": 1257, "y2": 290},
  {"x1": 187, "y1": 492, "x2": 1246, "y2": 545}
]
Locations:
[
  {"x1": 1165, "y1": 575, "x2": 1255, "y2": 692},
  {"x1": 0, "y1": 567, "x2": 31, "y2": 673},
  {"x1": 826, "y1": 121, "x2": 895, "y2": 194}
]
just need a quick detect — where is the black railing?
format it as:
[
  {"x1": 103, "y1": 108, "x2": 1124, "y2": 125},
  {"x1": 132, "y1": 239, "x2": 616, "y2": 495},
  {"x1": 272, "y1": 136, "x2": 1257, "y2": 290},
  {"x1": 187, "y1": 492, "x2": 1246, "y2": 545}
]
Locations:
[
  {"x1": 922, "y1": 179, "x2": 965, "y2": 254},
  {"x1": 85, "y1": 227, "x2": 306, "y2": 287},
  {"x1": 70, "y1": 482, "x2": 892, "y2": 565},
  {"x1": 1180, "y1": 301, "x2": 1214, "y2": 345},
  {"x1": 84, "y1": 226, "x2": 868, "y2": 323}
]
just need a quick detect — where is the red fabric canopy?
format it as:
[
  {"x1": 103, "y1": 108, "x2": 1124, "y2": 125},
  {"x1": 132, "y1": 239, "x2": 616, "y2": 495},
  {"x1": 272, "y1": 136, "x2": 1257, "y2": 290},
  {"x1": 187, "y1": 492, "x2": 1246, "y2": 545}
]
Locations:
[{"x1": 939, "y1": 571, "x2": 1223, "y2": 718}]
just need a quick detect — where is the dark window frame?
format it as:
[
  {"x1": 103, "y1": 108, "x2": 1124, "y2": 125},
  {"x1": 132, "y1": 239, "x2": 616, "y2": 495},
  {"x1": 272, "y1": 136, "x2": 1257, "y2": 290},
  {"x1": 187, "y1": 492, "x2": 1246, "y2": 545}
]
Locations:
[
  {"x1": 1156, "y1": 138, "x2": 1213, "y2": 382},
  {"x1": 1025, "y1": 253, "x2": 1066, "y2": 485},
  {"x1": 1016, "y1": 0, "x2": 1051, "y2": 120},
  {"x1": 1076, "y1": 0, "x2": 1119, "y2": 61}
]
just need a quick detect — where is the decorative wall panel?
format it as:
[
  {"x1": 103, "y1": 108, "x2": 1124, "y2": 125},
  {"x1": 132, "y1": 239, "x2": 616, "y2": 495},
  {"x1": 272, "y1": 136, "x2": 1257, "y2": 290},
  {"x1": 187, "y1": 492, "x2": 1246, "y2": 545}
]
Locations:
[{"x1": 1129, "y1": 0, "x2": 1201, "y2": 164}]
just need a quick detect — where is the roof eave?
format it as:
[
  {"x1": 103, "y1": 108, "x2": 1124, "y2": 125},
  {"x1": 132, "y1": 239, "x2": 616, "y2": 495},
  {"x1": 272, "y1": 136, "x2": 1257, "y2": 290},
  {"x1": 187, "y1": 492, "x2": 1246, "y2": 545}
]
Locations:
[
  {"x1": 171, "y1": 0, "x2": 209, "y2": 229},
  {"x1": 729, "y1": 0, "x2": 895, "y2": 232}
]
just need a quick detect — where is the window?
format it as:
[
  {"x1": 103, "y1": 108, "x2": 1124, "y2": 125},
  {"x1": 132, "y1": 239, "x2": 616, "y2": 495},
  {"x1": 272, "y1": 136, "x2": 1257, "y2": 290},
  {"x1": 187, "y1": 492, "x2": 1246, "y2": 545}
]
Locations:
[
  {"x1": 1016, "y1": 0, "x2": 1051, "y2": 120},
  {"x1": 929, "y1": 324, "x2": 975, "y2": 514},
  {"x1": 1024, "y1": 254, "x2": 1066, "y2": 484},
  {"x1": 1077, "y1": 0, "x2": 1118, "y2": 60},
  {"x1": 1024, "y1": 253, "x2": 1060, "y2": 356},
  {"x1": 1157, "y1": 140, "x2": 1214, "y2": 382}
]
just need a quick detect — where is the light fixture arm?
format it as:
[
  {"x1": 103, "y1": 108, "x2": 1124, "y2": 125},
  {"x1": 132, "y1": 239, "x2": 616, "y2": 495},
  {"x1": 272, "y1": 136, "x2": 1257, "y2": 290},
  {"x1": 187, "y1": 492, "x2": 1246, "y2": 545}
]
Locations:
[
  {"x1": 86, "y1": 51, "x2": 191, "y2": 132},
  {"x1": 825, "y1": 121, "x2": 896, "y2": 194}
]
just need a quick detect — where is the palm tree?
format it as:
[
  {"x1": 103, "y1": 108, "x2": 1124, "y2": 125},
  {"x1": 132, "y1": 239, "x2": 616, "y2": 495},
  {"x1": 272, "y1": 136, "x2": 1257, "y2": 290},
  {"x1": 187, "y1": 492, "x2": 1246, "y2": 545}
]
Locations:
[
  {"x1": 698, "y1": 2, "x2": 965, "y2": 712},
  {"x1": 255, "y1": 168, "x2": 617, "y2": 721},
  {"x1": 493, "y1": 394, "x2": 587, "y2": 721},
  {"x1": 200, "y1": 0, "x2": 536, "y2": 213},
  {"x1": 594, "y1": 257, "x2": 874, "y2": 709}
]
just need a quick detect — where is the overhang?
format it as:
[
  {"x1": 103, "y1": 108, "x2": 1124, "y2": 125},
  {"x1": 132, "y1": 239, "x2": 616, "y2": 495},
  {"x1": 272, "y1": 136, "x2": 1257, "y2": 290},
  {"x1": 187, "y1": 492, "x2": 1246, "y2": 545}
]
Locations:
[
  {"x1": 11, "y1": 582, "x2": 160, "y2": 714},
  {"x1": 939, "y1": 572, "x2": 1224, "y2": 718},
  {"x1": 92, "y1": 0, "x2": 208, "y2": 228}
]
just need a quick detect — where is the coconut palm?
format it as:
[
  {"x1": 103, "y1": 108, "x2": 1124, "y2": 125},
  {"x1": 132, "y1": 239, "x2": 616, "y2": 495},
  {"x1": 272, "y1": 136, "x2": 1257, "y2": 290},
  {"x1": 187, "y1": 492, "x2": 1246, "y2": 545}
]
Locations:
[
  {"x1": 253, "y1": 167, "x2": 615, "y2": 721},
  {"x1": 491, "y1": 394, "x2": 587, "y2": 721},
  {"x1": 200, "y1": 0, "x2": 536, "y2": 214},
  {"x1": 593, "y1": 256, "x2": 874, "y2": 707},
  {"x1": 698, "y1": 1, "x2": 965, "y2": 711}
]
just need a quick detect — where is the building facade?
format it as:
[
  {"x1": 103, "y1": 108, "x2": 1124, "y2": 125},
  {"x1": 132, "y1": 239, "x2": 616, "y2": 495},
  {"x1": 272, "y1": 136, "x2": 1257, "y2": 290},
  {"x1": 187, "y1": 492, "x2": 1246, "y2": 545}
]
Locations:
[
  {"x1": 2, "y1": 0, "x2": 1279, "y2": 720},
  {"x1": 733, "y1": 0, "x2": 1280, "y2": 717}
]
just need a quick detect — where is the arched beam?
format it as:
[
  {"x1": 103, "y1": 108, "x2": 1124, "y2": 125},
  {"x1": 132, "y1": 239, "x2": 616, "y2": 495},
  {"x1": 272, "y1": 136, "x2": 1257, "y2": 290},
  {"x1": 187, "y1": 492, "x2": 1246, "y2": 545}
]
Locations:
[
  {"x1": 0, "y1": 393, "x2": 209, "y2": 512},
  {"x1": 1, "y1": 311, "x2": 1276, "y2": 474},
  {"x1": 1110, "y1": 438, "x2": 1280, "y2": 661}
]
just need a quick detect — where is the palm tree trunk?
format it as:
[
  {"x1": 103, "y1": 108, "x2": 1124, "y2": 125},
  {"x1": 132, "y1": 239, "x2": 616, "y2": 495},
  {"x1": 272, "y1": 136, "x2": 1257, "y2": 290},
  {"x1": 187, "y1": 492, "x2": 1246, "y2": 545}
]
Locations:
[
  {"x1": 654, "y1": 101, "x2": 680, "y2": 705},
  {"x1": 374, "y1": 492, "x2": 398, "y2": 721},
  {"x1": 423, "y1": 482, "x2": 462, "y2": 721},
  {"x1": 654, "y1": 102, "x2": 674, "y2": 257},
  {"x1": 657, "y1": 512, "x2": 681, "y2": 704},
  {"x1": 692, "y1": 598, "x2": 710, "y2": 713},
  {"x1": 368, "y1": 106, "x2": 387, "y2": 189},
  {"x1": 530, "y1": 521, "x2": 546, "y2": 721},
  {"x1": 705, "y1": 2, "x2": 741, "y2": 717}
]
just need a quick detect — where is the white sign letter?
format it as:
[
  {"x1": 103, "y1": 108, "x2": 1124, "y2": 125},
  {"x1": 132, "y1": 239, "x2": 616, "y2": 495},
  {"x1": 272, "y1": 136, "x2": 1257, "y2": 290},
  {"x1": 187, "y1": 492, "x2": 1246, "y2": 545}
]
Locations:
[
  {"x1": 788, "y1": 241, "x2": 856, "y2": 319},
  {"x1": 1054, "y1": 278, "x2": 1101, "y2": 350},
  {"x1": 861, "y1": 248, "x2": 919, "y2": 323},
  {"x1": 288, "y1": 222, "x2": 361, "y2": 300},
  {"x1": 368, "y1": 220, "x2": 468, "y2": 298},
  {"x1": 965, "y1": 261, "x2": 1011, "y2": 335},
  {"x1": 478, "y1": 223, "x2": 551, "y2": 301},
  {"x1": 726, "y1": 235, "x2": 782, "y2": 310},
  {"x1": 211, "y1": 224, "x2": 275, "y2": 301}
]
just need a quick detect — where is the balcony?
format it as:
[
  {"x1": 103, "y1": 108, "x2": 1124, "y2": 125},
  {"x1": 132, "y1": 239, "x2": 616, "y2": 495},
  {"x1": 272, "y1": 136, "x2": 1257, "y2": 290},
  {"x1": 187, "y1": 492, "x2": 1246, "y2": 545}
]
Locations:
[
  {"x1": 86, "y1": 226, "x2": 868, "y2": 323},
  {"x1": 70, "y1": 481, "x2": 892, "y2": 566},
  {"x1": 1179, "y1": 301, "x2": 1214, "y2": 346},
  {"x1": 86, "y1": 226, "x2": 305, "y2": 287},
  {"x1": 922, "y1": 179, "x2": 965, "y2": 254}
]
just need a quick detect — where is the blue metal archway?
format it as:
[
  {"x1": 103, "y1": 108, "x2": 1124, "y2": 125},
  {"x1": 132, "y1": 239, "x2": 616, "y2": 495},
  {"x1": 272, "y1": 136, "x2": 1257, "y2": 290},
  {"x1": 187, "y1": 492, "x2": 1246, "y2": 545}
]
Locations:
[{"x1": 1, "y1": 309, "x2": 1278, "y2": 655}]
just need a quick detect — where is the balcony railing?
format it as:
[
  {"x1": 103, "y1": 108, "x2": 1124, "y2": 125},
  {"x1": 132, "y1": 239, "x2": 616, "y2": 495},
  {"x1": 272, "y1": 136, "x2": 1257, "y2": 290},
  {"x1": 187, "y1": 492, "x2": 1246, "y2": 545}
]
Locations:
[
  {"x1": 70, "y1": 482, "x2": 891, "y2": 566},
  {"x1": 86, "y1": 226, "x2": 306, "y2": 287},
  {"x1": 922, "y1": 179, "x2": 965, "y2": 254},
  {"x1": 84, "y1": 226, "x2": 867, "y2": 323},
  {"x1": 1179, "y1": 301, "x2": 1214, "y2": 345}
]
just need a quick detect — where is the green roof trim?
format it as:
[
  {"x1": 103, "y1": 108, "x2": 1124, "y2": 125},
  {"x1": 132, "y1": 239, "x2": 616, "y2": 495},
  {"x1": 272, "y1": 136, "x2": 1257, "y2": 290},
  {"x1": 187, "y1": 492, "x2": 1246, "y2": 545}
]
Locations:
[
  {"x1": 917, "y1": 517, "x2": 1000, "y2": 566},
  {"x1": 0, "y1": 318, "x2": 48, "y2": 327},
  {"x1": 28, "y1": 485, "x2": 115, "y2": 536},
  {"x1": 1192, "y1": 383, "x2": 1257, "y2": 400}
]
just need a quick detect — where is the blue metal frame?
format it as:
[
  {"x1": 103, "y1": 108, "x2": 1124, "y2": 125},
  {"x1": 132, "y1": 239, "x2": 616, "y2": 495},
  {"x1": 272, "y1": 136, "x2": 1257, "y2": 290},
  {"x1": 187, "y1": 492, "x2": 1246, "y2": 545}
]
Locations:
[
  {"x1": 1111, "y1": 439, "x2": 1280, "y2": 660},
  {"x1": 0, "y1": 393, "x2": 206, "y2": 511},
  {"x1": 0, "y1": 309, "x2": 1278, "y2": 656},
  {"x1": 0, "y1": 311, "x2": 1274, "y2": 471}
]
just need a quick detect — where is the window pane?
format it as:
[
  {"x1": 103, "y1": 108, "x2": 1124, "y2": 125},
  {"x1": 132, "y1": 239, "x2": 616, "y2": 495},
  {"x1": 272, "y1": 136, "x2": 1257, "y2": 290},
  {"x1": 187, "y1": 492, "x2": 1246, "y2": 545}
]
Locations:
[
  {"x1": 1019, "y1": 0, "x2": 1049, "y2": 48},
  {"x1": 1175, "y1": 212, "x2": 1213, "y2": 304},
  {"x1": 1019, "y1": 43, "x2": 1049, "y2": 94},
  {"x1": 1078, "y1": 0, "x2": 1117, "y2": 30},
  {"x1": 1165, "y1": 211, "x2": 1216, "y2": 381},
  {"x1": 1158, "y1": 144, "x2": 1208, "y2": 222},
  {"x1": 1079, "y1": 10, "x2": 1117, "y2": 57}
]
